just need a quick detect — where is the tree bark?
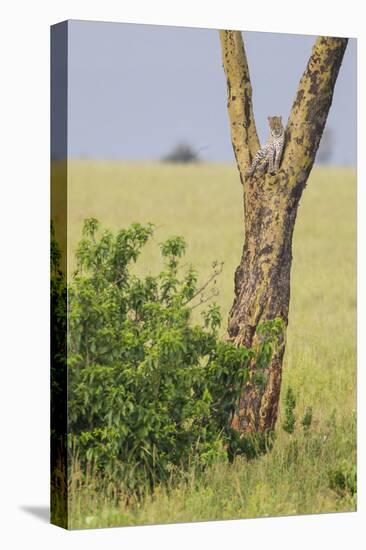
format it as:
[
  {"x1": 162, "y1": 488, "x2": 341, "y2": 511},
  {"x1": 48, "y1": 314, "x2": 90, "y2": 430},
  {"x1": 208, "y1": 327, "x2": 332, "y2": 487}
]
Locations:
[{"x1": 219, "y1": 31, "x2": 348, "y2": 434}]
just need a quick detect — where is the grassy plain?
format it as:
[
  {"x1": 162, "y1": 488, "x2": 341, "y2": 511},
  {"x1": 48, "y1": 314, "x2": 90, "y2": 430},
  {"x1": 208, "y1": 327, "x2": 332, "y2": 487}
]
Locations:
[{"x1": 63, "y1": 161, "x2": 356, "y2": 528}]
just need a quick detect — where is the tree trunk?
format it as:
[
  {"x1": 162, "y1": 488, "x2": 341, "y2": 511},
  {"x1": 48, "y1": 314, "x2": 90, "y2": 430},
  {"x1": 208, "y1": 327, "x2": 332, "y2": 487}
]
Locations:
[{"x1": 219, "y1": 31, "x2": 348, "y2": 434}]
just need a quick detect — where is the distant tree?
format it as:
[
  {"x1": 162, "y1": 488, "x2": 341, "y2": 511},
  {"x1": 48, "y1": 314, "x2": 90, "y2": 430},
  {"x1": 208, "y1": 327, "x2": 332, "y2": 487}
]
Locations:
[{"x1": 162, "y1": 142, "x2": 200, "y2": 163}]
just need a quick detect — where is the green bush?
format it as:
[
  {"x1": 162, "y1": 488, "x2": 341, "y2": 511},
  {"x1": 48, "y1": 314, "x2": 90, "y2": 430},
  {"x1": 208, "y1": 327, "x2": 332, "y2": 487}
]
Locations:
[
  {"x1": 282, "y1": 387, "x2": 296, "y2": 434},
  {"x1": 65, "y1": 219, "x2": 282, "y2": 490},
  {"x1": 301, "y1": 406, "x2": 313, "y2": 433},
  {"x1": 328, "y1": 461, "x2": 356, "y2": 498}
]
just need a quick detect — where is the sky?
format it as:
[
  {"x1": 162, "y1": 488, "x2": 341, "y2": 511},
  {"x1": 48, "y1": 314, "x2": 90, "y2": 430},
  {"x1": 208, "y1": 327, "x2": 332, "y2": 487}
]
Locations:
[{"x1": 63, "y1": 20, "x2": 356, "y2": 165}]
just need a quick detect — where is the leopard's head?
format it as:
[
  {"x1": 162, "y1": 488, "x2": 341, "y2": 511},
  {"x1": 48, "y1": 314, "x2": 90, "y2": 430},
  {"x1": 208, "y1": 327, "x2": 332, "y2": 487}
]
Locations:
[{"x1": 268, "y1": 116, "x2": 284, "y2": 138}]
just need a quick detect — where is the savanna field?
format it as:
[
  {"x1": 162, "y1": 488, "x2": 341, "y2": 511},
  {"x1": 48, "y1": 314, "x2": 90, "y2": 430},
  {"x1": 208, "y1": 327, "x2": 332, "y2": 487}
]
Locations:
[{"x1": 54, "y1": 161, "x2": 356, "y2": 528}]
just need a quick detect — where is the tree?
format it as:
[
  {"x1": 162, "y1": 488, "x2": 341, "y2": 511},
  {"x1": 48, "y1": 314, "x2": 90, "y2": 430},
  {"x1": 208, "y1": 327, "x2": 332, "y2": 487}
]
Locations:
[
  {"x1": 219, "y1": 31, "x2": 348, "y2": 434},
  {"x1": 162, "y1": 142, "x2": 200, "y2": 163}
]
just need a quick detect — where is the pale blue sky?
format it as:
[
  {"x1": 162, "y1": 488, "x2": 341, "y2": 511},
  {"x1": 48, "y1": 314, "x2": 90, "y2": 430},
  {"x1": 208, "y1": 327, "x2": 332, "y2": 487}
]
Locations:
[{"x1": 66, "y1": 20, "x2": 356, "y2": 165}]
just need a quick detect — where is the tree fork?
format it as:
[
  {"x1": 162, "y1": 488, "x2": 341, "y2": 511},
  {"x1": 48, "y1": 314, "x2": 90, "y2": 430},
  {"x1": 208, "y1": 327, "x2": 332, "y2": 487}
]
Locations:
[{"x1": 219, "y1": 31, "x2": 348, "y2": 434}]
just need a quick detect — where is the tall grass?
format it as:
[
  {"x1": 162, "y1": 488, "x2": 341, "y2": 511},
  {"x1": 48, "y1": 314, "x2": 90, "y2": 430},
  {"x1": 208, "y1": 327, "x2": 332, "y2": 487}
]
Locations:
[
  {"x1": 59, "y1": 161, "x2": 356, "y2": 528},
  {"x1": 68, "y1": 419, "x2": 355, "y2": 529}
]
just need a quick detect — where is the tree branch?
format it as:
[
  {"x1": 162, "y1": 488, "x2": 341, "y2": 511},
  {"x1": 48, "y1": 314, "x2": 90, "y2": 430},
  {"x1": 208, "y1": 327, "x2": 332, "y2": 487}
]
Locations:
[
  {"x1": 283, "y1": 36, "x2": 348, "y2": 191},
  {"x1": 189, "y1": 288, "x2": 220, "y2": 310},
  {"x1": 182, "y1": 261, "x2": 224, "y2": 306},
  {"x1": 219, "y1": 30, "x2": 260, "y2": 180}
]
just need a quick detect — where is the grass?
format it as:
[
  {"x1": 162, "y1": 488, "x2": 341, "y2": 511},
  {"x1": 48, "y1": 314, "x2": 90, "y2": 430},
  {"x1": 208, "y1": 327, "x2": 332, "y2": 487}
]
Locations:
[
  {"x1": 68, "y1": 423, "x2": 356, "y2": 529},
  {"x1": 58, "y1": 161, "x2": 356, "y2": 528}
]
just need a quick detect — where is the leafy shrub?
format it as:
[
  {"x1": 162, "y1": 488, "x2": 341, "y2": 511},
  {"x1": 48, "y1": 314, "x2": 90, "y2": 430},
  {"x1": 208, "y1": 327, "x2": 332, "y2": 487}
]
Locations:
[
  {"x1": 66, "y1": 219, "x2": 282, "y2": 491},
  {"x1": 51, "y1": 222, "x2": 67, "y2": 428},
  {"x1": 51, "y1": 223, "x2": 68, "y2": 524},
  {"x1": 328, "y1": 461, "x2": 356, "y2": 498},
  {"x1": 327, "y1": 411, "x2": 356, "y2": 500},
  {"x1": 282, "y1": 387, "x2": 296, "y2": 434},
  {"x1": 301, "y1": 406, "x2": 313, "y2": 433}
]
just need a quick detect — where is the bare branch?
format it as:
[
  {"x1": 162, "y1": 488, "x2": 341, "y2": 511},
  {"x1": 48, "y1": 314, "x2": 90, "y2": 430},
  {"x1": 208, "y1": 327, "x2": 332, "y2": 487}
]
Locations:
[
  {"x1": 219, "y1": 30, "x2": 260, "y2": 180},
  {"x1": 189, "y1": 288, "x2": 220, "y2": 310},
  {"x1": 182, "y1": 261, "x2": 224, "y2": 306},
  {"x1": 283, "y1": 36, "x2": 348, "y2": 191}
]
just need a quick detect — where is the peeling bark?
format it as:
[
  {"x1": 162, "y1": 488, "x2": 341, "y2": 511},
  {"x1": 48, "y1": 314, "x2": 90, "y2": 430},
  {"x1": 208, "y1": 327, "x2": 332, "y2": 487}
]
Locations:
[{"x1": 220, "y1": 31, "x2": 348, "y2": 434}]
